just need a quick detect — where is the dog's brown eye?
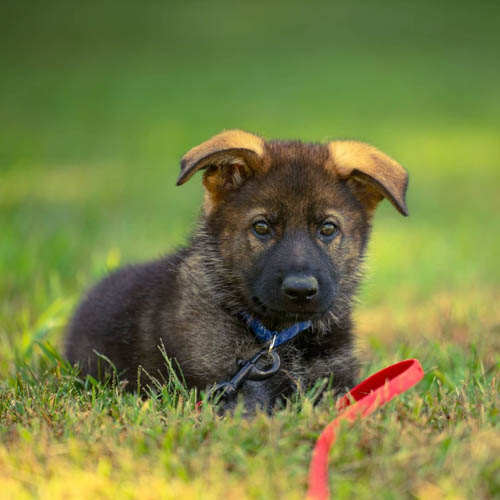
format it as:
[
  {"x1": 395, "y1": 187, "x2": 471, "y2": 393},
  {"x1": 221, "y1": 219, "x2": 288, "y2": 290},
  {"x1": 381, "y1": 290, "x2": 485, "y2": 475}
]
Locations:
[
  {"x1": 320, "y1": 221, "x2": 338, "y2": 238},
  {"x1": 252, "y1": 220, "x2": 270, "y2": 236}
]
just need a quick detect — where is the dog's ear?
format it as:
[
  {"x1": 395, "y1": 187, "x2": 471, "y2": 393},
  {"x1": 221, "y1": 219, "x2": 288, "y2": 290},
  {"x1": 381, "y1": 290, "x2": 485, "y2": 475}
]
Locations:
[
  {"x1": 177, "y1": 130, "x2": 265, "y2": 195},
  {"x1": 328, "y1": 141, "x2": 409, "y2": 216}
]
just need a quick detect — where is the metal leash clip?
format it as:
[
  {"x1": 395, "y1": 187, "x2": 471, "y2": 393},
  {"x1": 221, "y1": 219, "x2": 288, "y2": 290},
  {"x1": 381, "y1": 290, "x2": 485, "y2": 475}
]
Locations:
[{"x1": 207, "y1": 348, "x2": 281, "y2": 403}]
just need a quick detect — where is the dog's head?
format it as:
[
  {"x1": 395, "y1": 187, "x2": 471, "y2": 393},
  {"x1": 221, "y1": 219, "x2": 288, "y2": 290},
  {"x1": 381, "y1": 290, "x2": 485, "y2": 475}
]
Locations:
[{"x1": 178, "y1": 130, "x2": 408, "y2": 326}]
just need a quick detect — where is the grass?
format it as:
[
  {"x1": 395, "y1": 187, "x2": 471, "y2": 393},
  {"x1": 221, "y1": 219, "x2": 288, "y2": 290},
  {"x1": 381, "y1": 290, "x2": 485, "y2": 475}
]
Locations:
[{"x1": 1, "y1": 0, "x2": 499, "y2": 498}]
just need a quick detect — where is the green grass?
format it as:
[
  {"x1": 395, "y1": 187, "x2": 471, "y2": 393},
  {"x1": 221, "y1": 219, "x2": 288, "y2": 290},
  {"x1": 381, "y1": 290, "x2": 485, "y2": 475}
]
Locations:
[{"x1": 1, "y1": 1, "x2": 499, "y2": 498}]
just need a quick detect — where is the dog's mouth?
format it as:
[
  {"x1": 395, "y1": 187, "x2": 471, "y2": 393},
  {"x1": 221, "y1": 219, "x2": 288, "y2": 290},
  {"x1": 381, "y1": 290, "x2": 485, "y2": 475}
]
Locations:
[
  {"x1": 251, "y1": 295, "x2": 268, "y2": 314},
  {"x1": 250, "y1": 295, "x2": 328, "y2": 322}
]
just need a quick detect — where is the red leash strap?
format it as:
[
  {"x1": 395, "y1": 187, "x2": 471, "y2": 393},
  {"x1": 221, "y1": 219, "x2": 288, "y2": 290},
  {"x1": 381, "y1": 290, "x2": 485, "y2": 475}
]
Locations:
[{"x1": 307, "y1": 359, "x2": 424, "y2": 500}]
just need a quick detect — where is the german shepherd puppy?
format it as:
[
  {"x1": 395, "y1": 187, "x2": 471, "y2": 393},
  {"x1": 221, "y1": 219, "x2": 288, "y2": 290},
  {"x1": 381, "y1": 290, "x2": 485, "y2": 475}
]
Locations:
[{"x1": 65, "y1": 130, "x2": 408, "y2": 411}]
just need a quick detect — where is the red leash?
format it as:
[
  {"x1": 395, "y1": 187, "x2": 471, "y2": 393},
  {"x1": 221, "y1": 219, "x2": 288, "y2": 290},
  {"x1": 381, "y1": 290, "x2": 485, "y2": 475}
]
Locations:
[{"x1": 306, "y1": 359, "x2": 424, "y2": 500}]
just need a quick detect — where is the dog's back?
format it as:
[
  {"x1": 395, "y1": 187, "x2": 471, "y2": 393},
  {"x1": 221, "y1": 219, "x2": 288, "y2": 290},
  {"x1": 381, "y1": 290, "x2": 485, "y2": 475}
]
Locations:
[{"x1": 65, "y1": 251, "x2": 186, "y2": 387}]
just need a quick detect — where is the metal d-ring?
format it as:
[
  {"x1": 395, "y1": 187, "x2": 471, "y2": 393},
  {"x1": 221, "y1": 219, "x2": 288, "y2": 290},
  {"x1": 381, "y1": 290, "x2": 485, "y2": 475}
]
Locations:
[
  {"x1": 207, "y1": 348, "x2": 281, "y2": 402},
  {"x1": 246, "y1": 350, "x2": 281, "y2": 381}
]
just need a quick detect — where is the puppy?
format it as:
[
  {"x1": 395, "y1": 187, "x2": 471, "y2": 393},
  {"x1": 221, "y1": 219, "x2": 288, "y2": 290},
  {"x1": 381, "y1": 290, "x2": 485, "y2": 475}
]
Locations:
[{"x1": 65, "y1": 130, "x2": 408, "y2": 411}]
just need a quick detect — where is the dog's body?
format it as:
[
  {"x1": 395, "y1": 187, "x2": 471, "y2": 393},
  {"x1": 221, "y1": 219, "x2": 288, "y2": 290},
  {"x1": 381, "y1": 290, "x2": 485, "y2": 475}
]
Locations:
[{"x1": 65, "y1": 131, "x2": 408, "y2": 411}]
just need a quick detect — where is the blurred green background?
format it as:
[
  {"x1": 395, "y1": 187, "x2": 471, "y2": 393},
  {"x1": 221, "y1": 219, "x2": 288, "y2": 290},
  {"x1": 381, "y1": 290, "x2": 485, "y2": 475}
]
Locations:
[{"x1": 1, "y1": 0, "x2": 499, "y2": 351}]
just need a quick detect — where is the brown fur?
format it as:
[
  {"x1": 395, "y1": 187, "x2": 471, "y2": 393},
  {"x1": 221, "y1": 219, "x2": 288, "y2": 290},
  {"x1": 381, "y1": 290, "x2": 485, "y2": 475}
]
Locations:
[
  {"x1": 178, "y1": 129, "x2": 269, "y2": 214},
  {"x1": 65, "y1": 130, "x2": 408, "y2": 413},
  {"x1": 327, "y1": 140, "x2": 408, "y2": 216}
]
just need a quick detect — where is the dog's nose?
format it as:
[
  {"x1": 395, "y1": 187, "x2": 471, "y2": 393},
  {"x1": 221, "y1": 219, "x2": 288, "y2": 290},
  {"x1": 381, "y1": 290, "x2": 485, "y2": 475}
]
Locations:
[{"x1": 282, "y1": 275, "x2": 318, "y2": 301}]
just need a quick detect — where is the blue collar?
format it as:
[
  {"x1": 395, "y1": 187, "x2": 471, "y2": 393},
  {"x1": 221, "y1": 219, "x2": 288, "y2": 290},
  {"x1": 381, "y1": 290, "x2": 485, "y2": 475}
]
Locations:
[{"x1": 240, "y1": 313, "x2": 312, "y2": 349}]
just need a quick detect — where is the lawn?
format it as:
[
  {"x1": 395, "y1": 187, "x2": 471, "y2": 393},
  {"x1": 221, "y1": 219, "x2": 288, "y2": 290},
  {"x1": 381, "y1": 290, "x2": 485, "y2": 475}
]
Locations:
[{"x1": 0, "y1": 1, "x2": 499, "y2": 498}]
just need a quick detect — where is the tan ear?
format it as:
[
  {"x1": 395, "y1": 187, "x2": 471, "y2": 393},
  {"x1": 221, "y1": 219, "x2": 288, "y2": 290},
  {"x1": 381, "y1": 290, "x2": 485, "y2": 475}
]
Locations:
[
  {"x1": 177, "y1": 129, "x2": 265, "y2": 188},
  {"x1": 328, "y1": 141, "x2": 409, "y2": 216}
]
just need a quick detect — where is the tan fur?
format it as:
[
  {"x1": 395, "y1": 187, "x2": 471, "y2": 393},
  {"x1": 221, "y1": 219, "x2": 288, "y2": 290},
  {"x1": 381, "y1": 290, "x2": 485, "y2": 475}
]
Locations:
[
  {"x1": 178, "y1": 130, "x2": 267, "y2": 213},
  {"x1": 181, "y1": 130, "x2": 265, "y2": 171},
  {"x1": 327, "y1": 141, "x2": 408, "y2": 216}
]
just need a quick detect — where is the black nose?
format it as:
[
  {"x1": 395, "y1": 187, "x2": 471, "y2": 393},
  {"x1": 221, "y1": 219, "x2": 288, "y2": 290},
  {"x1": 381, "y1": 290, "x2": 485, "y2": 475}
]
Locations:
[{"x1": 281, "y1": 275, "x2": 318, "y2": 301}]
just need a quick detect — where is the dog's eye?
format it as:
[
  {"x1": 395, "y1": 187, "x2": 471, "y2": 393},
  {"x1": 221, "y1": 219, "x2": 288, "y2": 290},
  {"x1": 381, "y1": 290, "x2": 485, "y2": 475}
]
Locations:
[
  {"x1": 252, "y1": 220, "x2": 271, "y2": 237},
  {"x1": 319, "y1": 221, "x2": 338, "y2": 238}
]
